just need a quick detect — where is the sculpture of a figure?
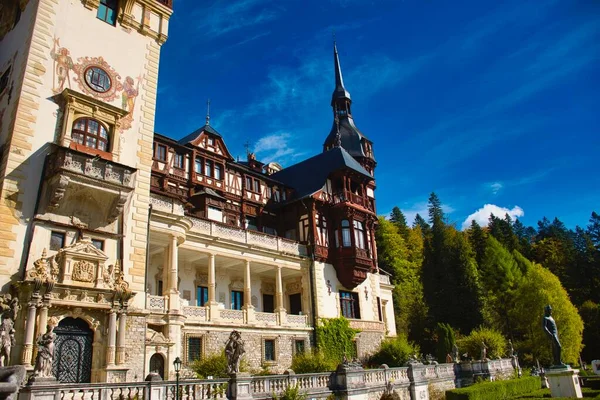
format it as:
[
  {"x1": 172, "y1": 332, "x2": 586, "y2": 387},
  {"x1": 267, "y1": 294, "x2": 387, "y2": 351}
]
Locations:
[
  {"x1": 542, "y1": 305, "x2": 566, "y2": 367},
  {"x1": 480, "y1": 341, "x2": 488, "y2": 361},
  {"x1": 452, "y1": 343, "x2": 459, "y2": 363},
  {"x1": 508, "y1": 339, "x2": 515, "y2": 358},
  {"x1": 0, "y1": 318, "x2": 15, "y2": 367},
  {"x1": 224, "y1": 330, "x2": 245, "y2": 374},
  {"x1": 32, "y1": 324, "x2": 56, "y2": 378}
]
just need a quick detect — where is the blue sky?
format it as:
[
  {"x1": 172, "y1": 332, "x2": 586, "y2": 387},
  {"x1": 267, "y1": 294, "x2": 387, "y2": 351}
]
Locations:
[{"x1": 155, "y1": 0, "x2": 600, "y2": 230}]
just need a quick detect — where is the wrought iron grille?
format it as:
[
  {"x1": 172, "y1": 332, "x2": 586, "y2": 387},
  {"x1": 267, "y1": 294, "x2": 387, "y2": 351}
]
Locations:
[{"x1": 52, "y1": 318, "x2": 93, "y2": 383}]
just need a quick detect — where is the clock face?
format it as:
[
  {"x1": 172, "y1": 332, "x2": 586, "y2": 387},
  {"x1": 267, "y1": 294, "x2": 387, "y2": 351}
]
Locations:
[{"x1": 84, "y1": 66, "x2": 112, "y2": 93}]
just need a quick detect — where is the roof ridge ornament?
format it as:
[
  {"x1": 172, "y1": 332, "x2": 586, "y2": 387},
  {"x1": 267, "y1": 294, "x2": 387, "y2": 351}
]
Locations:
[{"x1": 206, "y1": 99, "x2": 210, "y2": 126}]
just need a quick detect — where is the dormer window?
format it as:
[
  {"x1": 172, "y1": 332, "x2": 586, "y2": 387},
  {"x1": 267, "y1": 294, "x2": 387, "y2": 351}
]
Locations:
[
  {"x1": 72, "y1": 118, "x2": 109, "y2": 151},
  {"x1": 97, "y1": 0, "x2": 118, "y2": 26},
  {"x1": 207, "y1": 137, "x2": 214, "y2": 146}
]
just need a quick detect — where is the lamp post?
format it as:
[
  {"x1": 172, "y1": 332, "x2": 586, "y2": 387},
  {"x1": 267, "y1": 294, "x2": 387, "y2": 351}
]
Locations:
[{"x1": 174, "y1": 356, "x2": 182, "y2": 400}]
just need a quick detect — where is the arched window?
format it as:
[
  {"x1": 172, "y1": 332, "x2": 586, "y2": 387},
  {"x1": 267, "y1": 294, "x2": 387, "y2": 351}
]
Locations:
[
  {"x1": 72, "y1": 118, "x2": 109, "y2": 151},
  {"x1": 341, "y1": 220, "x2": 351, "y2": 247}
]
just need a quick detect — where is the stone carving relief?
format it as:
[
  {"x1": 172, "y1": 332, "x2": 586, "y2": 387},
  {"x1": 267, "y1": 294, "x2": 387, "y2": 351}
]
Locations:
[
  {"x1": 0, "y1": 293, "x2": 19, "y2": 367},
  {"x1": 229, "y1": 279, "x2": 244, "y2": 292},
  {"x1": 72, "y1": 260, "x2": 96, "y2": 282},
  {"x1": 218, "y1": 293, "x2": 226, "y2": 304},
  {"x1": 286, "y1": 280, "x2": 302, "y2": 294},
  {"x1": 251, "y1": 295, "x2": 258, "y2": 308},
  {"x1": 261, "y1": 281, "x2": 275, "y2": 295}
]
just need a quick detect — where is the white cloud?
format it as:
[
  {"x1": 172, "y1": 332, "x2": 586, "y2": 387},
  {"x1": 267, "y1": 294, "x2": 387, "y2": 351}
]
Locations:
[
  {"x1": 461, "y1": 204, "x2": 524, "y2": 230},
  {"x1": 489, "y1": 182, "x2": 503, "y2": 194},
  {"x1": 195, "y1": 0, "x2": 280, "y2": 38},
  {"x1": 253, "y1": 132, "x2": 306, "y2": 164}
]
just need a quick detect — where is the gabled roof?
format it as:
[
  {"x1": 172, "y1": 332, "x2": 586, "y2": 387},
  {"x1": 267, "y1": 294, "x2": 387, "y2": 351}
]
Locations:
[
  {"x1": 178, "y1": 123, "x2": 222, "y2": 144},
  {"x1": 271, "y1": 147, "x2": 372, "y2": 201}
]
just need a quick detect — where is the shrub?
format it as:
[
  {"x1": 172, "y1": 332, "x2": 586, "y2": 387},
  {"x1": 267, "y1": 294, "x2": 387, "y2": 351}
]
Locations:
[
  {"x1": 291, "y1": 350, "x2": 336, "y2": 373},
  {"x1": 445, "y1": 376, "x2": 540, "y2": 400},
  {"x1": 367, "y1": 334, "x2": 419, "y2": 367},
  {"x1": 316, "y1": 317, "x2": 359, "y2": 363},
  {"x1": 274, "y1": 385, "x2": 307, "y2": 400},
  {"x1": 435, "y1": 322, "x2": 456, "y2": 362},
  {"x1": 457, "y1": 326, "x2": 506, "y2": 360},
  {"x1": 190, "y1": 351, "x2": 248, "y2": 378}
]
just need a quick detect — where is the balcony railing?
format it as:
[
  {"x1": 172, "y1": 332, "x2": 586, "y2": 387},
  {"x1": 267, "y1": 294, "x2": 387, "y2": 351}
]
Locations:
[
  {"x1": 379, "y1": 274, "x2": 391, "y2": 285},
  {"x1": 150, "y1": 194, "x2": 308, "y2": 258},
  {"x1": 180, "y1": 305, "x2": 309, "y2": 328},
  {"x1": 46, "y1": 145, "x2": 135, "y2": 188},
  {"x1": 330, "y1": 191, "x2": 374, "y2": 212}
]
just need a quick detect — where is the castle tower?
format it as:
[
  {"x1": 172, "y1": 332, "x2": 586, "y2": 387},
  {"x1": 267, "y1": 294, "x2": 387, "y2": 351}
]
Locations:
[{"x1": 0, "y1": 0, "x2": 172, "y2": 382}]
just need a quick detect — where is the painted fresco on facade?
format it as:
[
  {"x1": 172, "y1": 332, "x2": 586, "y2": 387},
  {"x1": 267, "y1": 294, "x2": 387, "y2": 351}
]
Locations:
[
  {"x1": 50, "y1": 39, "x2": 74, "y2": 94},
  {"x1": 119, "y1": 75, "x2": 142, "y2": 132}
]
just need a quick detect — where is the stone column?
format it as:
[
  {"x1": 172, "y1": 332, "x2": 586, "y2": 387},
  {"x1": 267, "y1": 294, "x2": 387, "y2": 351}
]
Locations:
[
  {"x1": 275, "y1": 266, "x2": 287, "y2": 325},
  {"x1": 116, "y1": 311, "x2": 127, "y2": 365},
  {"x1": 36, "y1": 304, "x2": 49, "y2": 338},
  {"x1": 207, "y1": 254, "x2": 220, "y2": 321},
  {"x1": 106, "y1": 309, "x2": 117, "y2": 366},
  {"x1": 243, "y1": 260, "x2": 255, "y2": 323},
  {"x1": 168, "y1": 234, "x2": 180, "y2": 312},
  {"x1": 21, "y1": 299, "x2": 38, "y2": 367}
]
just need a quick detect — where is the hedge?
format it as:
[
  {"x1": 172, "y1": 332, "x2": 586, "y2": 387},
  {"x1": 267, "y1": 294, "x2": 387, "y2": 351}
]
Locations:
[{"x1": 445, "y1": 376, "x2": 540, "y2": 400}]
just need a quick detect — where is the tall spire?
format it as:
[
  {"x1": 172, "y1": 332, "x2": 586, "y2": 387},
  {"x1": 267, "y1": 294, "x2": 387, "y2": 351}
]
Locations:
[
  {"x1": 205, "y1": 99, "x2": 211, "y2": 125},
  {"x1": 331, "y1": 42, "x2": 351, "y2": 107}
]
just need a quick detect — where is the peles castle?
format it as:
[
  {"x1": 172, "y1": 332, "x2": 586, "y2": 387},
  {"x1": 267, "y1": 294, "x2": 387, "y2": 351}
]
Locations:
[{"x1": 0, "y1": 0, "x2": 396, "y2": 383}]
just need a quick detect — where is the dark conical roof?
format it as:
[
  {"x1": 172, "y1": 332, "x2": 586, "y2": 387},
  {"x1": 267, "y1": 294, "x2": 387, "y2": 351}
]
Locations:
[{"x1": 331, "y1": 42, "x2": 351, "y2": 106}]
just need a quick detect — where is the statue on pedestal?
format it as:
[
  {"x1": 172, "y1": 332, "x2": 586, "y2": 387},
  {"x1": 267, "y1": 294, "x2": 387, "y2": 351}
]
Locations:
[
  {"x1": 0, "y1": 295, "x2": 18, "y2": 367},
  {"x1": 542, "y1": 305, "x2": 566, "y2": 368},
  {"x1": 452, "y1": 343, "x2": 459, "y2": 363},
  {"x1": 480, "y1": 341, "x2": 488, "y2": 361},
  {"x1": 225, "y1": 330, "x2": 245, "y2": 374},
  {"x1": 32, "y1": 322, "x2": 57, "y2": 380}
]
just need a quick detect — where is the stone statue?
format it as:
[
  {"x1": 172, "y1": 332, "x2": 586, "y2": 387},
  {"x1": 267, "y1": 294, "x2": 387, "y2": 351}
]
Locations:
[
  {"x1": 32, "y1": 324, "x2": 56, "y2": 379},
  {"x1": 0, "y1": 319, "x2": 15, "y2": 368},
  {"x1": 508, "y1": 339, "x2": 515, "y2": 358},
  {"x1": 480, "y1": 341, "x2": 488, "y2": 361},
  {"x1": 452, "y1": 343, "x2": 459, "y2": 363},
  {"x1": 0, "y1": 295, "x2": 18, "y2": 367},
  {"x1": 542, "y1": 305, "x2": 566, "y2": 367},
  {"x1": 224, "y1": 330, "x2": 245, "y2": 374}
]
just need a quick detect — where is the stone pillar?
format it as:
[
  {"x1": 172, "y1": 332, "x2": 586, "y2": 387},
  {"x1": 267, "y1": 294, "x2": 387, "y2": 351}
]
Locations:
[
  {"x1": 36, "y1": 304, "x2": 49, "y2": 338},
  {"x1": 168, "y1": 234, "x2": 180, "y2": 312},
  {"x1": 408, "y1": 364, "x2": 430, "y2": 400},
  {"x1": 333, "y1": 364, "x2": 368, "y2": 400},
  {"x1": 227, "y1": 373, "x2": 253, "y2": 400},
  {"x1": 275, "y1": 266, "x2": 287, "y2": 325},
  {"x1": 207, "y1": 254, "x2": 220, "y2": 321},
  {"x1": 22, "y1": 299, "x2": 38, "y2": 367},
  {"x1": 116, "y1": 311, "x2": 127, "y2": 365},
  {"x1": 243, "y1": 260, "x2": 255, "y2": 323},
  {"x1": 546, "y1": 367, "x2": 583, "y2": 398},
  {"x1": 106, "y1": 309, "x2": 117, "y2": 366}
]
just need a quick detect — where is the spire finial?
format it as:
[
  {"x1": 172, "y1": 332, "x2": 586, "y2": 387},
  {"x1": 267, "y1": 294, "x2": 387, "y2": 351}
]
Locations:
[
  {"x1": 334, "y1": 103, "x2": 342, "y2": 148},
  {"x1": 205, "y1": 99, "x2": 211, "y2": 125}
]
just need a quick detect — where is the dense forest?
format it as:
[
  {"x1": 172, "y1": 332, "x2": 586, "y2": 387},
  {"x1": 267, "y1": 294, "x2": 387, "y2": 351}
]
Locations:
[{"x1": 376, "y1": 193, "x2": 600, "y2": 366}]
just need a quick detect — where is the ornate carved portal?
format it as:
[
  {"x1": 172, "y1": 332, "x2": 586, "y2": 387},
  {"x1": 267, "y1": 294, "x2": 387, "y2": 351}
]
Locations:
[{"x1": 52, "y1": 317, "x2": 93, "y2": 383}]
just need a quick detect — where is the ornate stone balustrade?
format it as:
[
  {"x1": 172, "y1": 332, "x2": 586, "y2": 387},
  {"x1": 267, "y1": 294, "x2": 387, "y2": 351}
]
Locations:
[
  {"x1": 19, "y1": 361, "x2": 516, "y2": 400},
  {"x1": 183, "y1": 306, "x2": 207, "y2": 321},
  {"x1": 47, "y1": 145, "x2": 135, "y2": 188},
  {"x1": 147, "y1": 294, "x2": 167, "y2": 312},
  {"x1": 379, "y1": 274, "x2": 391, "y2": 285},
  {"x1": 185, "y1": 214, "x2": 308, "y2": 257},
  {"x1": 287, "y1": 314, "x2": 309, "y2": 327},
  {"x1": 348, "y1": 319, "x2": 385, "y2": 332},
  {"x1": 219, "y1": 309, "x2": 245, "y2": 322},
  {"x1": 150, "y1": 194, "x2": 185, "y2": 216},
  {"x1": 255, "y1": 312, "x2": 278, "y2": 324}
]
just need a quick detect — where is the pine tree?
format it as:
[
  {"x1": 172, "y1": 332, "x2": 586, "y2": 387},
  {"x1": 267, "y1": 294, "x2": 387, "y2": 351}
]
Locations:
[
  {"x1": 389, "y1": 206, "x2": 409, "y2": 239},
  {"x1": 428, "y1": 192, "x2": 444, "y2": 225},
  {"x1": 467, "y1": 220, "x2": 487, "y2": 267},
  {"x1": 587, "y1": 211, "x2": 600, "y2": 248},
  {"x1": 413, "y1": 213, "x2": 430, "y2": 236}
]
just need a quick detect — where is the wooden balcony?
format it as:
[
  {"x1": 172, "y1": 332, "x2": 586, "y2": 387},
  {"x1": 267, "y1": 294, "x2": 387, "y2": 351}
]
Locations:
[
  {"x1": 330, "y1": 191, "x2": 374, "y2": 212},
  {"x1": 155, "y1": 0, "x2": 172, "y2": 9},
  {"x1": 330, "y1": 246, "x2": 374, "y2": 288}
]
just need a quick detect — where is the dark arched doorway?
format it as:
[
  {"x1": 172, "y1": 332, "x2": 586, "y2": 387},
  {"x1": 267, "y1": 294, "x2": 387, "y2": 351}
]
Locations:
[
  {"x1": 52, "y1": 317, "x2": 93, "y2": 383},
  {"x1": 149, "y1": 353, "x2": 165, "y2": 379}
]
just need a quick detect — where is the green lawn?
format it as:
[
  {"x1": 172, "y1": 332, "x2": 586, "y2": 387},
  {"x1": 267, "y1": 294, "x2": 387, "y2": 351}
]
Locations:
[{"x1": 513, "y1": 387, "x2": 600, "y2": 399}]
